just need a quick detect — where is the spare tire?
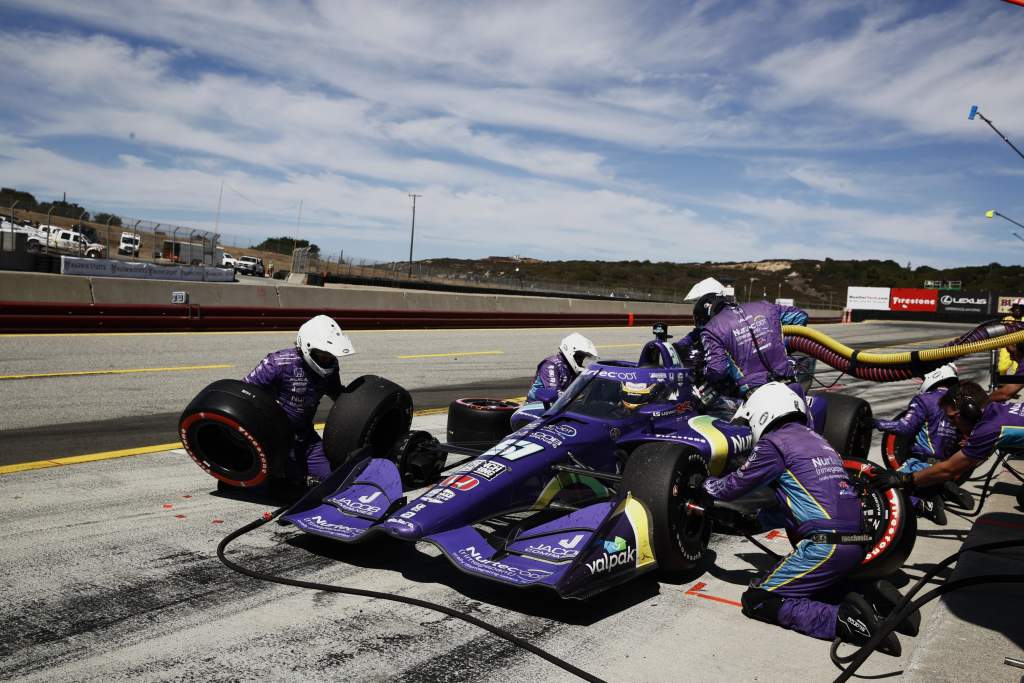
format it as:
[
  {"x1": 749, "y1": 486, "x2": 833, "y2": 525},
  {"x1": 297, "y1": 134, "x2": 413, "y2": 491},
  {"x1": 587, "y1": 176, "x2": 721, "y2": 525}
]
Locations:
[
  {"x1": 323, "y1": 375, "x2": 413, "y2": 468},
  {"x1": 821, "y1": 393, "x2": 873, "y2": 459},
  {"x1": 880, "y1": 412, "x2": 913, "y2": 470},
  {"x1": 179, "y1": 379, "x2": 293, "y2": 487},
  {"x1": 621, "y1": 442, "x2": 711, "y2": 573},
  {"x1": 447, "y1": 398, "x2": 519, "y2": 449},
  {"x1": 843, "y1": 458, "x2": 917, "y2": 580}
]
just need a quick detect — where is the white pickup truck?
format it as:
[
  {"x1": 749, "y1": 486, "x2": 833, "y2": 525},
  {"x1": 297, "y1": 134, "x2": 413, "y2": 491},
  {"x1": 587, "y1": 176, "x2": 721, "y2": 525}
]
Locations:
[{"x1": 28, "y1": 226, "x2": 106, "y2": 258}]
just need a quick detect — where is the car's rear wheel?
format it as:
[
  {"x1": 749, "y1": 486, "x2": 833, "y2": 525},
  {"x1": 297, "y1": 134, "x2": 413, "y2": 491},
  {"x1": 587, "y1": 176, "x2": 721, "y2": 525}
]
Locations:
[
  {"x1": 843, "y1": 458, "x2": 917, "y2": 580},
  {"x1": 621, "y1": 442, "x2": 711, "y2": 573},
  {"x1": 179, "y1": 379, "x2": 293, "y2": 487},
  {"x1": 821, "y1": 393, "x2": 874, "y2": 459},
  {"x1": 323, "y1": 375, "x2": 413, "y2": 469},
  {"x1": 447, "y1": 398, "x2": 519, "y2": 449}
]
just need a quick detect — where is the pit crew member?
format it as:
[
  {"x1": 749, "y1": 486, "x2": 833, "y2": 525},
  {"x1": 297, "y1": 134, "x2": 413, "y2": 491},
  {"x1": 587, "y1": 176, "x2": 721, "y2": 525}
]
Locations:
[
  {"x1": 873, "y1": 364, "x2": 965, "y2": 521},
  {"x1": 243, "y1": 315, "x2": 353, "y2": 484},
  {"x1": 702, "y1": 382, "x2": 903, "y2": 654},
  {"x1": 996, "y1": 304, "x2": 1024, "y2": 377},
  {"x1": 697, "y1": 295, "x2": 808, "y2": 398},
  {"x1": 990, "y1": 342, "x2": 1024, "y2": 403},
  {"x1": 526, "y1": 333, "x2": 598, "y2": 400},
  {"x1": 882, "y1": 381, "x2": 1024, "y2": 490}
]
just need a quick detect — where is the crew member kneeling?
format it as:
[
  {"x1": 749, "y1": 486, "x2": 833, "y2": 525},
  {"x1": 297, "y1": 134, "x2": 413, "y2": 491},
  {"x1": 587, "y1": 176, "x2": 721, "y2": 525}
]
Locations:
[
  {"x1": 702, "y1": 383, "x2": 902, "y2": 654},
  {"x1": 243, "y1": 315, "x2": 353, "y2": 485}
]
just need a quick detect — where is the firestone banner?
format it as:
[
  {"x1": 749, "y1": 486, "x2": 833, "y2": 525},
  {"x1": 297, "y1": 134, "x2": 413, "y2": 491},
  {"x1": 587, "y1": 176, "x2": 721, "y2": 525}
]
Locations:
[
  {"x1": 937, "y1": 291, "x2": 989, "y2": 314},
  {"x1": 889, "y1": 288, "x2": 938, "y2": 312},
  {"x1": 846, "y1": 286, "x2": 891, "y2": 311}
]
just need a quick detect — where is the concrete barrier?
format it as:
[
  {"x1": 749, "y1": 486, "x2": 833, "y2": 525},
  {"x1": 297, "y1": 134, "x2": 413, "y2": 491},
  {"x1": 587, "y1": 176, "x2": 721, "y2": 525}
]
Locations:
[
  {"x1": 0, "y1": 271, "x2": 93, "y2": 304},
  {"x1": 89, "y1": 276, "x2": 281, "y2": 307}
]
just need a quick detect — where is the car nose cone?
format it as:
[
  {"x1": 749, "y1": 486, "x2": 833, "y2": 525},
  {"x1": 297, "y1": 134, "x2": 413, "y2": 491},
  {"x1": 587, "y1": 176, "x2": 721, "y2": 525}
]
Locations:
[{"x1": 381, "y1": 517, "x2": 424, "y2": 540}]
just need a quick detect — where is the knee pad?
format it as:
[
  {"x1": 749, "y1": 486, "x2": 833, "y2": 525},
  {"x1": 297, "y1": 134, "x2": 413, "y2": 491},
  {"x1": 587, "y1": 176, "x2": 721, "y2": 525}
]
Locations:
[{"x1": 741, "y1": 587, "x2": 785, "y2": 625}]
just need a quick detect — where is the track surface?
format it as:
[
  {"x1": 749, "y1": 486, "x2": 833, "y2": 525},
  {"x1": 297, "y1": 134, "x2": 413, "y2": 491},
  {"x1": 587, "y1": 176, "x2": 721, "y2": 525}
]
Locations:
[{"x1": 0, "y1": 320, "x2": 1014, "y2": 682}]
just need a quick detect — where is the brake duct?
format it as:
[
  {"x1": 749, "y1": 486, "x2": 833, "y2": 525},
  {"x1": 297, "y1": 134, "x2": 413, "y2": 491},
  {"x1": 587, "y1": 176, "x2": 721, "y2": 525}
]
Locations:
[{"x1": 783, "y1": 320, "x2": 1024, "y2": 382}]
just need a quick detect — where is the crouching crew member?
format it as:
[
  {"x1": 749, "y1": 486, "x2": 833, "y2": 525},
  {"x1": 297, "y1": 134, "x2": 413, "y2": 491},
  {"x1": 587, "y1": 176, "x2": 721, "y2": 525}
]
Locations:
[
  {"x1": 882, "y1": 381, "x2": 1024, "y2": 490},
  {"x1": 244, "y1": 315, "x2": 353, "y2": 484},
  {"x1": 527, "y1": 333, "x2": 598, "y2": 400},
  {"x1": 703, "y1": 383, "x2": 903, "y2": 654}
]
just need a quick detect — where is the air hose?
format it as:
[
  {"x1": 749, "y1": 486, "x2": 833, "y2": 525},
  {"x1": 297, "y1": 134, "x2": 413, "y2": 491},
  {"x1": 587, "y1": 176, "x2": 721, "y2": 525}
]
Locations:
[
  {"x1": 218, "y1": 510, "x2": 608, "y2": 683},
  {"x1": 784, "y1": 320, "x2": 1024, "y2": 382}
]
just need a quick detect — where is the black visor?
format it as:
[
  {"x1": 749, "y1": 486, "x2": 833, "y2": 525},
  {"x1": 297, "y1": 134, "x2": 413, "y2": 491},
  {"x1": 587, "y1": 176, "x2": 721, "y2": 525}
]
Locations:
[{"x1": 310, "y1": 348, "x2": 338, "y2": 370}]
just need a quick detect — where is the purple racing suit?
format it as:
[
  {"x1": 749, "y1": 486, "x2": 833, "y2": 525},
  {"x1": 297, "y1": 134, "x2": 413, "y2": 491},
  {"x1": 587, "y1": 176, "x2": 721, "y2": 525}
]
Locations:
[
  {"x1": 243, "y1": 347, "x2": 343, "y2": 482},
  {"x1": 527, "y1": 353, "x2": 575, "y2": 400},
  {"x1": 701, "y1": 301, "x2": 808, "y2": 397},
  {"x1": 874, "y1": 388, "x2": 960, "y2": 472},
  {"x1": 961, "y1": 401, "x2": 1024, "y2": 462},
  {"x1": 703, "y1": 421, "x2": 864, "y2": 640}
]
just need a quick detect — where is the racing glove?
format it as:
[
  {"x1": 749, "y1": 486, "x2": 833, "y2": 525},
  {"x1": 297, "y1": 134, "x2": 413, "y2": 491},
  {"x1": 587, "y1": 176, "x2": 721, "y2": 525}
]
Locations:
[{"x1": 873, "y1": 469, "x2": 915, "y2": 494}]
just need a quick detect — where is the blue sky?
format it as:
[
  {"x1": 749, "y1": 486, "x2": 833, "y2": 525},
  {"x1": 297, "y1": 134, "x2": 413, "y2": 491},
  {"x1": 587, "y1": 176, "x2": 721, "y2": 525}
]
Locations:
[{"x1": 0, "y1": 0, "x2": 1022, "y2": 266}]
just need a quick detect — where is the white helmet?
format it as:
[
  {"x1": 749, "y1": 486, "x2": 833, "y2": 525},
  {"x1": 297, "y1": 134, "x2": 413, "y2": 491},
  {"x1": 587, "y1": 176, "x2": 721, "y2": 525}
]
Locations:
[
  {"x1": 683, "y1": 277, "x2": 727, "y2": 303},
  {"x1": 559, "y1": 333, "x2": 599, "y2": 374},
  {"x1": 919, "y1": 363, "x2": 957, "y2": 394},
  {"x1": 295, "y1": 315, "x2": 355, "y2": 377},
  {"x1": 732, "y1": 381, "x2": 807, "y2": 443}
]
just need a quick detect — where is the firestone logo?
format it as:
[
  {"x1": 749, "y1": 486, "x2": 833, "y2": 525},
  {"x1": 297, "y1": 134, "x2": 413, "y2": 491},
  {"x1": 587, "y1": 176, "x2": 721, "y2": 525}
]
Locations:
[{"x1": 892, "y1": 296, "x2": 932, "y2": 305}]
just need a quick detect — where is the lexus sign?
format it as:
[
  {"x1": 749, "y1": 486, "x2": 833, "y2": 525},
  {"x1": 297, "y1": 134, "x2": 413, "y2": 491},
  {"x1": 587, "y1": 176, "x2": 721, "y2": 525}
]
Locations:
[
  {"x1": 937, "y1": 291, "x2": 989, "y2": 314},
  {"x1": 890, "y1": 288, "x2": 938, "y2": 312}
]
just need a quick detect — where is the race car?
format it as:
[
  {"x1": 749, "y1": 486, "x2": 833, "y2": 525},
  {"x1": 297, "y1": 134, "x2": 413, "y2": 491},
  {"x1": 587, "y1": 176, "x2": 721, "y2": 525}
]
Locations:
[{"x1": 280, "y1": 359, "x2": 911, "y2": 598}]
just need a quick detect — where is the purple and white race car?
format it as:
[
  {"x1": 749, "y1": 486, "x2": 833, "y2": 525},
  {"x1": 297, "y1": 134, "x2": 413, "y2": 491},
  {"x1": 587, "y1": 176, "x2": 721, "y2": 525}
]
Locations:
[{"x1": 280, "y1": 346, "x2": 908, "y2": 598}]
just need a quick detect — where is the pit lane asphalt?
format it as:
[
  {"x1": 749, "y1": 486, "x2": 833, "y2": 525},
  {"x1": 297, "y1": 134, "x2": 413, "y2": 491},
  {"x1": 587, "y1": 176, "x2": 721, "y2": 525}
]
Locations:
[
  {"x1": 1, "y1": 320, "x2": 1010, "y2": 682},
  {"x1": 0, "y1": 320, "x2": 962, "y2": 466}
]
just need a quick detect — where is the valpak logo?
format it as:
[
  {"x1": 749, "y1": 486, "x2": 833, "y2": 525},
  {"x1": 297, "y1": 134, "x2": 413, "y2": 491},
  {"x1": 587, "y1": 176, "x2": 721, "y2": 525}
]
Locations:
[
  {"x1": 586, "y1": 537, "x2": 636, "y2": 574},
  {"x1": 889, "y1": 288, "x2": 937, "y2": 312}
]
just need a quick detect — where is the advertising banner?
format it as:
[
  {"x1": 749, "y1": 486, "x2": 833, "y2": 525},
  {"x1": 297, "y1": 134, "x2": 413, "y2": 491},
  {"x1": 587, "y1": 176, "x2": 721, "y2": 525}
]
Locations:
[
  {"x1": 937, "y1": 291, "x2": 989, "y2": 314},
  {"x1": 889, "y1": 288, "x2": 938, "y2": 312},
  {"x1": 997, "y1": 295, "x2": 1024, "y2": 314},
  {"x1": 846, "y1": 286, "x2": 891, "y2": 310},
  {"x1": 774, "y1": 298, "x2": 795, "y2": 306},
  {"x1": 61, "y1": 257, "x2": 235, "y2": 282}
]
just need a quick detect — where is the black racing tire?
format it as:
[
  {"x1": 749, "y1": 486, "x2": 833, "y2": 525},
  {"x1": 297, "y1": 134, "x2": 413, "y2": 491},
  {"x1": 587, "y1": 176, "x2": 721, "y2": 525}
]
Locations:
[
  {"x1": 179, "y1": 379, "x2": 293, "y2": 487},
  {"x1": 323, "y1": 375, "x2": 413, "y2": 468},
  {"x1": 446, "y1": 398, "x2": 519, "y2": 449},
  {"x1": 1016, "y1": 486, "x2": 1024, "y2": 510},
  {"x1": 820, "y1": 393, "x2": 874, "y2": 459},
  {"x1": 389, "y1": 430, "x2": 446, "y2": 488},
  {"x1": 621, "y1": 442, "x2": 711, "y2": 573},
  {"x1": 843, "y1": 458, "x2": 917, "y2": 581}
]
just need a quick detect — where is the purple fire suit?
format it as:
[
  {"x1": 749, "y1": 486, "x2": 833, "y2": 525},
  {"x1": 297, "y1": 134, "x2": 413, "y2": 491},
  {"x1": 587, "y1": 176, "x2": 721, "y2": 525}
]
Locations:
[
  {"x1": 962, "y1": 401, "x2": 1024, "y2": 462},
  {"x1": 874, "y1": 388, "x2": 960, "y2": 472},
  {"x1": 701, "y1": 301, "x2": 808, "y2": 397},
  {"x1": 703, "y1": 422, "x2": 864, "y2": 640},
  {"x1": 243, "y1": 348, "x2": 342, "y2": 481},
  {"x1": 528, "y1": 353, "x2": 575, "y2": 400}
]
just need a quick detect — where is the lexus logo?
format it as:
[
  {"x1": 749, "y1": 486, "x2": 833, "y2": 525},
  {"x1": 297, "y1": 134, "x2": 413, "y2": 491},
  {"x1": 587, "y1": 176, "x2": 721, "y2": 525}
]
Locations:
[{"x1": 940, "y1": 295, "x2": 986, "y2": 305}]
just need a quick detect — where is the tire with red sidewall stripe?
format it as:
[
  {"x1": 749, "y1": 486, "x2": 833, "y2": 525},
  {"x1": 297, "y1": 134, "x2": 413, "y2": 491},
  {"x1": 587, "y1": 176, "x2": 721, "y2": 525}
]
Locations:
[
  {"x1": 447, "y1": 398, "x2": 519, "y2": 448},
  {"x1": 843, "y1": 457, "x2": 917, "y2": 580},
  {"x1": 179, "y1": 379, "x2": 293, "y2": 487},
  {"x1": 879, "y1": 411, "x2": 913, "y2": 470}
]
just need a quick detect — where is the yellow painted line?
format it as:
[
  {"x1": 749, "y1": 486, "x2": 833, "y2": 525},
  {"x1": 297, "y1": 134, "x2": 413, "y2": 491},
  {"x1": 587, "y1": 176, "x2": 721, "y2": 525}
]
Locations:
[
  {"x1": 596, "y1": 343, "x2": 642, "y2": 349},
  {"x1": 397, "y1": 350, "x2": 504, "y2": 359},
  {"x1": 1, "y1": 395, "x2": 530, "y2": 477},
  {"x1": 0, "y1": 363, "x2": 234, "y2": 381}
]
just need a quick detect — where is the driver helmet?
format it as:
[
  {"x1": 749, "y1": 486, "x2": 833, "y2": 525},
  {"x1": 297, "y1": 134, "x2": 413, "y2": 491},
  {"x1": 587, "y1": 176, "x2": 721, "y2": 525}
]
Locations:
[
  {"x1": 693, "y1": 292, "x2": 728, "y2": 328},
  {"x1": 919, "y1": 363, "x2": 958, "y2": 394},
  {"x1": 296, "y1": 315, "x2": 355, "y2": 377},
  {"x1": 731, "y1": 381, "x2": 807, "y2": 443},
  {"x1": 1011, "y1": 303, "x2": 1024, "y2": 319},
  {"x1": 621, "y1": 381, "x2": 669, "y2": 411},
  {"x1": 559, "y1": 333, "x2": 599, "y2": 374}
]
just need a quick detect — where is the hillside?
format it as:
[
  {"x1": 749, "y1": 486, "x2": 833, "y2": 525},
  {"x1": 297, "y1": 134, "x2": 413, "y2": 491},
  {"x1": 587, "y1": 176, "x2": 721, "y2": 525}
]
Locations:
[{"x1": 419, "y1": 257, "x2": 1022, "y2": 306}]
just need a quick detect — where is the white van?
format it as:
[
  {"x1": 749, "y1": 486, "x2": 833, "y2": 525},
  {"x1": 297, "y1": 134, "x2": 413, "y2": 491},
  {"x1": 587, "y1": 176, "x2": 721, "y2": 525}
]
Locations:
[{"x1": 118, "y1": 232, "x2": 141, "y2": 257}]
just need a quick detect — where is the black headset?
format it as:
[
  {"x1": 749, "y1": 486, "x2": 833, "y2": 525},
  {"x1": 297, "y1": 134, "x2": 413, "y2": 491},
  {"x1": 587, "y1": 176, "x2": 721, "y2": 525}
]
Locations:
[{"x1": 947, "y1": 382, "x2": 983, "y2": 425}]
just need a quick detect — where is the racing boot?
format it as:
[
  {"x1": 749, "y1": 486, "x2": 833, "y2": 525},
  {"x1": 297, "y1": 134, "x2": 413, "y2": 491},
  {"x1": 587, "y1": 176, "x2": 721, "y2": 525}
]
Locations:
[
  {"x1": 942, "y1": 481, "x2": 974, "y2": 510},
  {"x1": 861, "y1": 579, "x2": 920, "y2": 637},
  {"x1": 836, "y1": 592, "x2": 902, "y2": 657},
  {"x1": 914, "y1": 495, "x2": 947, "y2": 525}
]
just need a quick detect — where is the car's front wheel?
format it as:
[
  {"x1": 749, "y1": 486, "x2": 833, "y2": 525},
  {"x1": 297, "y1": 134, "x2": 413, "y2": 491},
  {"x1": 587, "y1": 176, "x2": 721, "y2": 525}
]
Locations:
[{"x1": 621, "y1": 442, "x2": 711, "y2": 573}]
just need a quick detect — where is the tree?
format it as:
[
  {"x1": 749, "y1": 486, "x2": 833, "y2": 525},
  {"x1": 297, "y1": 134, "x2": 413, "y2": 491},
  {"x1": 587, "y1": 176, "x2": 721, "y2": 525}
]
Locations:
[
  {"x1": 0, "y1": 187, "x2": 39, "y2": 211},
  {"x1": 254, "y1": 236, "x2": 320, "y2": 254},
  {"x1": 94, "y1": 212, "x2": 122, "y2": 227}
]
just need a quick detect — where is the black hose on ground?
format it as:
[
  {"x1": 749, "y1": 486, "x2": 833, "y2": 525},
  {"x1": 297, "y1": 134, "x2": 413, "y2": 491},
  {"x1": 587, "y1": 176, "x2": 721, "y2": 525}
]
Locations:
[{"x1": 217, "y1": 509, "x2": 608, "y2": 683}]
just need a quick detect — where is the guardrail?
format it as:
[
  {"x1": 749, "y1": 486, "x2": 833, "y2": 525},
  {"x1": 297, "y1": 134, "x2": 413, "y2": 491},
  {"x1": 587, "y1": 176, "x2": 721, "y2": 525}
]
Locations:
[{"x1": 0, "y1": 301, "x2": 842, "y2": 333}]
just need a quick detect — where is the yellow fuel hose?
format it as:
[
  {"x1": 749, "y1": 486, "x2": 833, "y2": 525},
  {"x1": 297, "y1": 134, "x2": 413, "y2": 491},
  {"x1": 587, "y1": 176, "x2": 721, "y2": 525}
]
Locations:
[{"x1": 782, "y1": 325, "x2": 1024, "y2": 365}]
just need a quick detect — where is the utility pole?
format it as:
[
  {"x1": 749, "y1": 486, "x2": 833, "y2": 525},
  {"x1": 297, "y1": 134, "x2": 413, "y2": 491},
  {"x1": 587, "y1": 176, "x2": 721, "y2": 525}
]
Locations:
[
  {"x1": 296, "y1": 199, "x2": 303, "y2": 243},
  {"x1": 408, "y1": 194, "x2": 422, "y2": 277},
  {"x1": 214, "y1": 180, "x2": 223, "y2": 233}
]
